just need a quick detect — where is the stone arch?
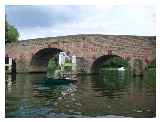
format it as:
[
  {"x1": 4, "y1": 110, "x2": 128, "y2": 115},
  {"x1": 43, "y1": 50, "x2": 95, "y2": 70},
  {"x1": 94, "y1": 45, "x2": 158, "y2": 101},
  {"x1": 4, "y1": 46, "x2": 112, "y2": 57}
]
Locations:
[
  {"x1": 30, "y1": 48, "x2": 64, "y2": 72},
  {"x1": 91, "y1": 55, "x2": 128, "y2": 73}
]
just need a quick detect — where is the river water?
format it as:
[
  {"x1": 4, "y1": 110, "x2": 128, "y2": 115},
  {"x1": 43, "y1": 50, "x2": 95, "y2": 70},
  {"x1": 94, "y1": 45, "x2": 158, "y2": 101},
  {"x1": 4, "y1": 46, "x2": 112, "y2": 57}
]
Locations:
[{"x1": 5, "y1": 69, "x2": 156, "y2": 118}]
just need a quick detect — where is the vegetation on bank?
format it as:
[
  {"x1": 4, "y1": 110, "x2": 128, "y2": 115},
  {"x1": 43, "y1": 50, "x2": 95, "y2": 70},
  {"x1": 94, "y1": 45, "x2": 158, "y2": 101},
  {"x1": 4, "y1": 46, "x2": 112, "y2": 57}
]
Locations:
[
  {"x1": 147, "y1": 61, "x2": 156, "y2": 69},
  {"x1": 47, "y1": 55, "x2": 59, "y2": 78},
  {"x1": 5, "y1": 16, "x2": 19, "y2": 43},
  {"x1": 47, "y1": 57, "x2": 58, "y2": 74},
  {"x1": 101, "y1": 56, "x2": 128, "y2": 68},
  {"x1": 47, "y1": 55, "x2": 72, "y2": 78},
  {"x1": 63, "y1": 59, "x2": 72, "y2": 72}
]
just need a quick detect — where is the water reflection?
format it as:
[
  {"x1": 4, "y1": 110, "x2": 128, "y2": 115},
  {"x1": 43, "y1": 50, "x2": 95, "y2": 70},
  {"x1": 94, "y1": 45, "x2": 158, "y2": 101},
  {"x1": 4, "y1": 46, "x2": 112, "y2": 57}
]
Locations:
[
  {"x1": 91, "y1": 70, "x2": 129, "y2": 98},
  {"x1": 5, "y1": 70, "x2": 156, "y2": 118}
]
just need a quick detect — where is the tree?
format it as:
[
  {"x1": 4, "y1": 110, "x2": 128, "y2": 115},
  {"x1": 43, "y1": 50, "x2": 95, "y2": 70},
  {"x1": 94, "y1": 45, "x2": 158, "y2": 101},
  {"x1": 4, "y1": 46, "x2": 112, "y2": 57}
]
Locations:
[
  {"x1": 64, "y1": 58, "x2": 72, "y2": 72},
  {"x1": 5, "y1": 17, "x2": 19, "y2": 43},
  {"x1": 47, "y1": 57, "x2": 58, "y2": 73},
  {"x1": 102, "y1": 56, "x2": 128, "y2": 68},
  {"x1": 47, "y1": 57, "x2": 59, "y2": 78}
]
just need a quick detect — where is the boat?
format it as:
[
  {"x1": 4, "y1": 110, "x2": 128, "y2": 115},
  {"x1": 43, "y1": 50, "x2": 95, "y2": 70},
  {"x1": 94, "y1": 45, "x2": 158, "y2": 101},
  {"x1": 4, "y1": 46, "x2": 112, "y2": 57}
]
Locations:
[
  {"x1": 44, "y1": 78, "x2": 77, "y2": 85},
  {"x1": 117, "y1": 67, "x2": 126, "y2": 71}
]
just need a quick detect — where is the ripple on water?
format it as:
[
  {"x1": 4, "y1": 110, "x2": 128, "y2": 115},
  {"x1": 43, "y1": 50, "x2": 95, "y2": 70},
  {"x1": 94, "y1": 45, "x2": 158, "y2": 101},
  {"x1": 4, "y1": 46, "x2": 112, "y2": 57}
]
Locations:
[{"x1": 5, "y1": 72, "x2": 156, "y2": 118}]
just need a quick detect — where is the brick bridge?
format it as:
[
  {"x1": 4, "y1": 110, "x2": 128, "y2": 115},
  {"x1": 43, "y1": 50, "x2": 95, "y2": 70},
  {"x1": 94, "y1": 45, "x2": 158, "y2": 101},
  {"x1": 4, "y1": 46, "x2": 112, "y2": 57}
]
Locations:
[{"x1": 6, "y1": 34, "x2": 156, "y2": 75}]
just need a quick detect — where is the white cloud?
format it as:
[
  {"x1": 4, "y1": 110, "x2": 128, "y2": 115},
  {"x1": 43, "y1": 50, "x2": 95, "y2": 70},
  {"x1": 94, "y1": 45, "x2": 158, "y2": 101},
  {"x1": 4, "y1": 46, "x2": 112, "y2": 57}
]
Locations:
[{"x1": 15, "y1": 5, "x2": 155, "y2": 40}]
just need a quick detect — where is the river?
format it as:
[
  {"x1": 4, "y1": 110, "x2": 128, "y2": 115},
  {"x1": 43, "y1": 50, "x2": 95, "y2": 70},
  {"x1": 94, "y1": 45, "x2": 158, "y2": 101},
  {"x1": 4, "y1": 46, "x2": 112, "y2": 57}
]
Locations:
[{"x1": 5, "y1": 69, "x2": 156, "y2": 118}]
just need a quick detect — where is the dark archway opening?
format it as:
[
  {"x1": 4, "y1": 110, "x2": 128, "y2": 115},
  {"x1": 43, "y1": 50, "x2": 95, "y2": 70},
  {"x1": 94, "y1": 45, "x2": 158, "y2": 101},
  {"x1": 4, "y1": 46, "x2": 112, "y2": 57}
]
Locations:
[
  {"x1": 90, "y1": 55, "x2": 130, "y2": 99},
  {"x1": 30, "y1": 48, "x2": 63, "y2": 72},
  {"x1": 91, "y1": 55, "x2": 128, "y2": 73}
]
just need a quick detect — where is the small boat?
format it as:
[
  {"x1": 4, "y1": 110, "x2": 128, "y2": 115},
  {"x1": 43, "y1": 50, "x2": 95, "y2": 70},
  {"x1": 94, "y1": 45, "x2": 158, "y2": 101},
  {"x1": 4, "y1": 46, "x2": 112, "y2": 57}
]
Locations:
[
  {"x1": 118, "y1": 67, "x2": 126, "y2": 71},
  {"x1": 44, "y1": 78, "x2": 77, "y2": 85}
]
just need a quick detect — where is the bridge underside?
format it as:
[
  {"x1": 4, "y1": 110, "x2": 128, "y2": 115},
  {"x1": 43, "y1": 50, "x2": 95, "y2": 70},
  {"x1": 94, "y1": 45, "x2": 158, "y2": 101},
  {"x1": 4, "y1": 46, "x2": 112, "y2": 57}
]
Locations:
[
  {"x1": 30, "y1": 48, "x2": 63, "y2": 72},
  {"x1": 15, "y1": 54, "x2": 149, "y2": 76},
  {"x1": 15, "y1": 48, "x2": 63, "y2": 73},
  {"x1": 91, "y1": 55, "x2": 125, "y2": 73}
]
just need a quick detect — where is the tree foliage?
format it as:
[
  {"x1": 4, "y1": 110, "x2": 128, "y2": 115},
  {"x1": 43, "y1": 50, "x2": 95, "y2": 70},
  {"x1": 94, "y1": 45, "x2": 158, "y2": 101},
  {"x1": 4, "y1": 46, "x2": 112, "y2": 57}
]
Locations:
[
  {"x1": 102, "y1": 56, "x2": 128, "y2": 68},
  {"x1": 64, "y1": 58, "x2": 72, "y2": 72},
  {"x1": 47, "y1": 57, "x2": 58, "y2": 72},
  {"x1": 47, "y1": 57, "x2": 58, "y2": 78},
  {"x1": 5, "y1": 17, "x2": 19, "y2": 43},
  {"x1": 147, "y1": 60, "x2": 156, "y2": 69}
]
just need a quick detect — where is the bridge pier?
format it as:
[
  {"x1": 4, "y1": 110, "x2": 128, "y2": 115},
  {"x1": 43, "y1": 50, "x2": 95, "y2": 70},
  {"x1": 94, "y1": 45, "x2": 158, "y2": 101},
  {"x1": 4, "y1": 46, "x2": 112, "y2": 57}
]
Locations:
[
  {"x1": 16, "y1": 60, "x2": 29, "y2": 73},
  {"x1": 129, "y1": 58, "x2": 146, "y2": 76},
  {"x1": 14, "y1": 56, "x2": 147, "y2": 76}
]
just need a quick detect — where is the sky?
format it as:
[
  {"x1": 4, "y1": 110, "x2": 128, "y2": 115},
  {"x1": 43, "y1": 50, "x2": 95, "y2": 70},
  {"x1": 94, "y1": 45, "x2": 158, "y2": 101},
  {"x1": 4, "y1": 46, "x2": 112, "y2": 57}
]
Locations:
[{"x1": 5, "y1": 5, "x2": 155, "y2": 40}]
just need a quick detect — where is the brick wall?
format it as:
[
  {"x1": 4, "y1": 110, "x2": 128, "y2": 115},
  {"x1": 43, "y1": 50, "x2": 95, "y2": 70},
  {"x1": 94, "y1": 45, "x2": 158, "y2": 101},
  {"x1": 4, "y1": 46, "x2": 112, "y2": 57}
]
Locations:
[{"x1": 5, "y1": 34, "x2": 156, "y2": 74}]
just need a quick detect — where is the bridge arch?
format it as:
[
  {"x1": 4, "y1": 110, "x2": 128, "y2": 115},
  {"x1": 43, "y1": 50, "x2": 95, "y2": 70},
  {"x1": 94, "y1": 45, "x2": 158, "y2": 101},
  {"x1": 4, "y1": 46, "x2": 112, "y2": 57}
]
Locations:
[
  {"x1": 5, "y1": 34, "x2": 156, "y2": 74},
  {"x1": 91, "y1": 55, "x2": 128, "y2": 73},
  {"x1": 30, "y1": 48, "x2": 64, "y2": 72}
]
